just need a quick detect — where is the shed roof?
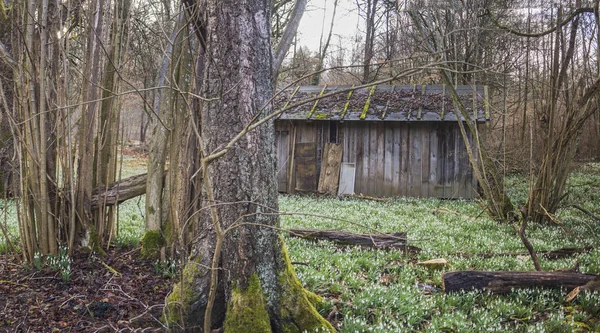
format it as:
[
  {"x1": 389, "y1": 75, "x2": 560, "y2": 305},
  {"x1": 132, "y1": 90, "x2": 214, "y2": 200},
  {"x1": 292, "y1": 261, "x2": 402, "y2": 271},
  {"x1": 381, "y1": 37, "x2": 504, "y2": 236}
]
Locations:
[{"x1": 274, "y1": 85, "x2": 489, "y2": 122}]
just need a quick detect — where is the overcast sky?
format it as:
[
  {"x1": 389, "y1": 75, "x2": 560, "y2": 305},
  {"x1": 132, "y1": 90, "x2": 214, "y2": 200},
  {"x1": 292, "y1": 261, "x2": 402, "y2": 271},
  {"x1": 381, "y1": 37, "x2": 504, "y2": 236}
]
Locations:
[{"x1": 295, "y1": 0, "x2": 360, "y2": 53}]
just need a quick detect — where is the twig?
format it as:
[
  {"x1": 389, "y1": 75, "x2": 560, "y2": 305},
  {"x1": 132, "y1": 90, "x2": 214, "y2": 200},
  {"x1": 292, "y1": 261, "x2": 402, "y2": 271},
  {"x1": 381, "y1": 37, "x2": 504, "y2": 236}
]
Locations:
[
  {"x1": 516, "y1": 219, "x2": 542, "y2": 271},
  {"x1": 432, "y1": 208, "x2": 478, "y2": 222},
  {"x1": 0, "y1": 279, "x2": 27, "y2": 287},
  {"x1": 291, "y1": 261, "x2": 310, "y2": 266},
  {"x1": 343, "y1": 193, "x2": 389, "y2": 203},
  {"x1": 101, "y1": 262, "x2": 121, "y2": 276},
  {"x1": 540, "y1": 204, "x2": 583, "y2": 241},
  {"x1": 59, "y1": 295, "x2": 85, "y2": 308}
]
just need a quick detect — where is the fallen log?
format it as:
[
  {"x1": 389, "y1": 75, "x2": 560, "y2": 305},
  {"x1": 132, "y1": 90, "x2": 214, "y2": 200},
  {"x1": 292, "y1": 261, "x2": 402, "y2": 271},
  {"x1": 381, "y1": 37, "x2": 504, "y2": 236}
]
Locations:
[
  {"x1": 443, "y1": 270, "x2": 598, "y2": 293},
  {"x1": 91, "y1": 173, "x2": 148, "y2": 208},
  {"x1": 287, "y1": 228, "x2": 420, "y2": 252}
]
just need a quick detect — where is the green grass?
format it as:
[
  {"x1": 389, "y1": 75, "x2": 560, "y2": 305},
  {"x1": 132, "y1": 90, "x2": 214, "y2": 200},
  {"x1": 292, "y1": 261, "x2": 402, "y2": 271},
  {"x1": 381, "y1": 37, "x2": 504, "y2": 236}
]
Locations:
[
  {"x1": 1, "y1": 162, "x2": 600, "y2": 331},
  {"x1": 278, "y1": 164, "x2": 600, "y2": 332},
  {"x1": 0, "y1": 199, "x2": 19, "y2": 253}
]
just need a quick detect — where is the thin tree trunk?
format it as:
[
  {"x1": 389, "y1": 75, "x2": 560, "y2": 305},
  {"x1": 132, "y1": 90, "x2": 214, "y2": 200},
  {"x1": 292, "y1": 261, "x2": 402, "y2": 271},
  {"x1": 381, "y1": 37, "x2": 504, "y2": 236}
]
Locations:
[
  {"x1": 273, "y1": 0, "x2": 307, "y2": 80},
  {"x1": 76, "y1": 0, "x2": 105, "y2": 251},
  {"x1": 96, "y1": 0, "x2": 131, "y2": 245},
  {"x1": 311, "y1": 0, "x2": 338, "y2": 85},
  {"x1": 15, "y1": 0, "x2": 60, "y2": 259},
  {"x1": 145, "y1": 13, "x2": 181, "y2": 234},
  {"x1": 362, "y1": 0, "x2": 378, "y2": 83}
]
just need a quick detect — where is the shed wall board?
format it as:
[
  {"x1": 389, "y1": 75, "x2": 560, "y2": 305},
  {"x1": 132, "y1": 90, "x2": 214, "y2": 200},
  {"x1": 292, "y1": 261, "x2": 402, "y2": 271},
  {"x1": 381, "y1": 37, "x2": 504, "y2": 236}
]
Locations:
[
  {"x1": 274, "y1": 121, "x2": 478, "y2": 199},
  {"x1": 276, "y1": 130, "x2": 289, "y2": 192},
  {"x1": 338, "y1": 163, "x2": 356, "y2": 196}
]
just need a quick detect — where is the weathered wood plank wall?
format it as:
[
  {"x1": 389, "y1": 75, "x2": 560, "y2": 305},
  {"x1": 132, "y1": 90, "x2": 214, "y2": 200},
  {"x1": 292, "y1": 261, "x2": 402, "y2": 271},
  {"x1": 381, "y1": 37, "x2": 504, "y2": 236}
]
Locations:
[{"x1": 275, "y1": 120, "x2": 478, "y2": 199}]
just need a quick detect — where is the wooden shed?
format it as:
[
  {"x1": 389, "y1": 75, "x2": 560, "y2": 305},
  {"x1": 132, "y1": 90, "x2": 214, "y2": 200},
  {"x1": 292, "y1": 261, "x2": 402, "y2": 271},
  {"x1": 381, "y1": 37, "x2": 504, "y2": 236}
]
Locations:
[{"x1": 273, "y1": 85, "x2": 490, "y2": 199}]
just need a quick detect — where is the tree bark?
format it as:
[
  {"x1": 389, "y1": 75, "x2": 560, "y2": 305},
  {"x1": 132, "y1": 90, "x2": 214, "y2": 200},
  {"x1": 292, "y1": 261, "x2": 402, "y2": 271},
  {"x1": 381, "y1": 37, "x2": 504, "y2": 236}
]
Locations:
[
  {"x1": 443, "y1": 270, "x2": 598, "y2": 293},
  {"x1": 163, "y1": 1, "x2": 333, "y2": 332},
  {"x1": 288, "y1": 228, "x2": 420, "y2": 251}
]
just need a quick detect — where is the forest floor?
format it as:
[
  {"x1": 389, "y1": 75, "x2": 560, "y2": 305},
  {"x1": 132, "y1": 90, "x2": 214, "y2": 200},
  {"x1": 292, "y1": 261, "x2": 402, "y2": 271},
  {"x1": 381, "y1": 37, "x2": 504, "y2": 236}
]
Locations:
[{"x1": 0, "y1": 246, "x2": 172, "y2": 332}]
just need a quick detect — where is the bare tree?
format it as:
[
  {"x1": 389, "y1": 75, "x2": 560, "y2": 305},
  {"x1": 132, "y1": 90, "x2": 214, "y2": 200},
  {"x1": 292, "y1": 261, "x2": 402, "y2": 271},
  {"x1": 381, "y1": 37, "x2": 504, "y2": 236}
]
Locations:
[{"x1": 311, "y1": 0, "x2": 339, "y2": 85}]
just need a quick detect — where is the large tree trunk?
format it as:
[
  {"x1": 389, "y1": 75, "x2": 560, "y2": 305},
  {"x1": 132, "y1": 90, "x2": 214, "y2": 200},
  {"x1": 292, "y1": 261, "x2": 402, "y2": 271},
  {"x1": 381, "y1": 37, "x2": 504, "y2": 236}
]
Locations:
[{"x1": 163, "y1": 1, "x2": 333, "y2": 332}]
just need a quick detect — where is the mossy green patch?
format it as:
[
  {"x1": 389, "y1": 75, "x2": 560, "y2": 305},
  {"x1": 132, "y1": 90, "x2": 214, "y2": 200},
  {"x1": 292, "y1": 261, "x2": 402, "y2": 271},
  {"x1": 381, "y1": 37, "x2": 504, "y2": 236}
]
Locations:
[
  {"x1": 314, "y1": 113, "x2": 330, "y2": 120},
  {"x1": 140, "y1": 230, "x2": 164, "y2": 259},
  {"x1": 163, "y1": 256, "x2": 202, "y2": 325},
  {"x1": 279, "y1": 245, "x2": 335, "y2": 333},
  {"x1": 223, "y1": 274, "x2": 272, "y2": 333}
]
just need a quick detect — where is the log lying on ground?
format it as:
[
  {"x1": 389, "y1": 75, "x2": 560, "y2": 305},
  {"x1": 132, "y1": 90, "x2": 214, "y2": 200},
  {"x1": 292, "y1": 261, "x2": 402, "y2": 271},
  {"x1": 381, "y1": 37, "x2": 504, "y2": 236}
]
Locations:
[
  {"x1": 288, "y1": 228, "x2": 420, "y2": 252},
  {"x1": 443, "y1": 270, "x2": 598, "y2": 293},
  {"x1": 91, "y1": 173, "x2": 148, "y2": 208}
]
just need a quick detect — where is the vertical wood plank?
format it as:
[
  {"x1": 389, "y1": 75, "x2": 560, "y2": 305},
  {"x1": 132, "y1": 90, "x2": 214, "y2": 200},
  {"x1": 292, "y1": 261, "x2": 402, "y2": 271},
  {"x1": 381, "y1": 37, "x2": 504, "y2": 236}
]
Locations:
[
  {"x1": 295, "y1": 142, "x2": 318, "y2": 192},
  {"x1": 315, "y1": 123, "x2": 325, "y2": 178},
  {"x1": 461, "y1": 130, "x2": 473, "y2": 198},
  {"x1": 454, "y1": 125, "x2": 464, "y2": 198},
  {"x1": 317, "y1": 143, "x2": 344, "y2": 196},
  {"x1": 435, "y1": 124, "x2": 445, "y2": 198},
  {"x1": 471, "y1": 131, "x2": 479, "y2": 199},
  {"x1": 339, "y1": 123, "x2": 350, "y2": 163},
  {"x1": 318, "y1": 142, "x2": 330, "y2": 193},
  {"x1": 392, "y1": 124, "x2": 401, "y2": 196},
  {"x1": 276, "y1": 130, "x2": 289, "y2": 192},
  {"x1": 384, "y1": 125, "x2": 393, "y2": 197},
  {"x1": 400, "y1": 123, "x2": 409, "y2": 196},
  {"x1": 429, "y1": 125, "x2": 438, "y2": 197},
  {"x1": 288, "y1": 124, "x2": 297, "y2": 194},
  {"x1": 409, "y1": 125, "x2": 421, "y2": 197},
  {"x1": 368, "y1": 123, "x2": 377, "y2": 196},
  {"x1": 421, "y1": 126, "x2": 430, "y2": 198},
  {"x1": 445, "y1": 126, "x2": 455, "y2": 198},
  {"x1": 452, "y1": 126, "x2": 461, "y2": 198},
  {"x1": 355, "y1": 124, "x2": 365, "y2": 194},
  {"x1": 350, "y1": 124, "x2": 357, "y2": 163},
  {"x1": 459, "y1": 131, "x2": 468, "y2": 198},
  {"x1": 376, "y1": 123, "x2": 385, "y2": 196}
]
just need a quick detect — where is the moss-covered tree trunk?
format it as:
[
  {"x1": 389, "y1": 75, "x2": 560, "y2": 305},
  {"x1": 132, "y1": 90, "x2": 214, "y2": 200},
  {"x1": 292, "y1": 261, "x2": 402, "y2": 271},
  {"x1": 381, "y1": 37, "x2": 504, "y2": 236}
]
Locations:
[{"x1": 163, "y1": 1, "x2": 334, "y2": 332}]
